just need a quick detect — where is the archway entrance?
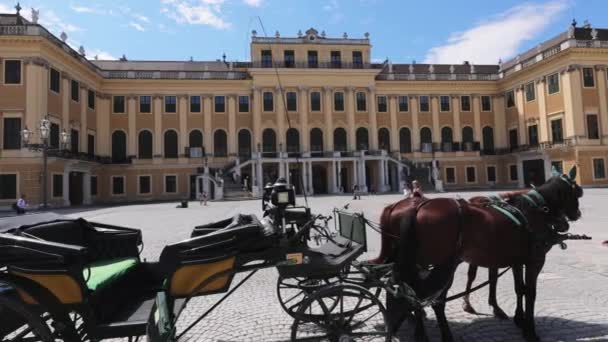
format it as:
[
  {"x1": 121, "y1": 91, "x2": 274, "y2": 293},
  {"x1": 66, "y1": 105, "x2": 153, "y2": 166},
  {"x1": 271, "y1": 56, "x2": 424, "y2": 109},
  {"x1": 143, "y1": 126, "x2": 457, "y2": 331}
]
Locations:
[
  {"x1": 312, "y1": 165, "x2": 327, "y2": 194},
  {"x1": 69, "y1": 171, "x2": 84, "y2": 206},
  {"x1": 289, "y1": 168, "x2": 302, "y2": 194}
]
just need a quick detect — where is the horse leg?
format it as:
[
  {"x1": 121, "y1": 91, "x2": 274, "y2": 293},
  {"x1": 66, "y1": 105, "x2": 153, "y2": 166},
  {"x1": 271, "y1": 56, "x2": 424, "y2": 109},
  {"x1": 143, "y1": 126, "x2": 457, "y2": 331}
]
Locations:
[
  {"x1": 432, "y1": 290, "x2": 455, "y2": 342},
  {"x1": 413, "y1": 308, "x2": 429, "y2": 342},
  {"x1": 462, "y1": 264, "x2": 478, "y2": 315},
  {"x1": 488, "y1": 268, "x2": 508, "y2": 319},
  {"x1": 523, "y1": 261, "x2": 544, "y2": 342},
  {"x1": 512, "y1": 264, "x2": 525, "y2": 330}
]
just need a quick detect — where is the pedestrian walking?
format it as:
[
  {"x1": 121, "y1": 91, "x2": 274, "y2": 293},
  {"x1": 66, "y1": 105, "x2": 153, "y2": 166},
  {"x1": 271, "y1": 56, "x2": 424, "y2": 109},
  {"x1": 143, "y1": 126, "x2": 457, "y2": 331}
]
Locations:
[
  {"x1": 202, "y1": 191, "x2": 208, "y2": 206},
  {"x1": 353, "y1": 185, "x2": 361, "y2": 200}
]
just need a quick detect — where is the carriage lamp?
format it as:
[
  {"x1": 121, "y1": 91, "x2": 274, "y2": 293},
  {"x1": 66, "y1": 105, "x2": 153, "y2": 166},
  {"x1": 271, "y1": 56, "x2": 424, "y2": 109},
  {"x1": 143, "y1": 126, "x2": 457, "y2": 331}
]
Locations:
[
  {"x1": 21, "y1": 126, "x2": 32, "y2": 144},
  {"x1": 60, "y1": 129, "x2": 70, "y2": 146}
]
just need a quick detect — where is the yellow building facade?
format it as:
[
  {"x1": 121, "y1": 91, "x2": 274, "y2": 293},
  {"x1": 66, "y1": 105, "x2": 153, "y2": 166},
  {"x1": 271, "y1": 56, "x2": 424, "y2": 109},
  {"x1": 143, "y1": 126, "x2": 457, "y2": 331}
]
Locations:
[{"x1": 1, "y1": 13, "x2": 608, "y2": 208}]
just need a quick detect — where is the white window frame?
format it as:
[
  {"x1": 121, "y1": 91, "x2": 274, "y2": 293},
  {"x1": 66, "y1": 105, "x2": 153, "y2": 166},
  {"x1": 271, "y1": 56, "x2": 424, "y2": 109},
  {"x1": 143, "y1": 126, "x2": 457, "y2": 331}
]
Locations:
[
  {"x1": 506, "y1": 90, "x2": 515, "y2": 108},
  {"x1": 164, "y1": 174, "x2": 178, "y2": 194},
  {"x1": 164, "y1": 95, "x2": 177, "y2": 114},
  {"x1": 444, "y1": 167, "x2": 457, "y2": 184},
  {"x1": 547, "y1": 73, "x2": 560, "y2": 95},
  {"x1": 238, "y1": 95, "x2": 250, "y2": 113},
  {"x1": 51, "y1": 173, "x2": 64, "y2": 199},
  {"x1": 439, "y1": 95, "x2": 451, "y2": 112},
  {"x1": 465, "y1": 165, "x2": 477, "y2": 184},
  {"x1": 263, "y1": 92, "x2": 274, "y2": 112},
  {"x1": 3, "y1": 59, "x2": 23, "y2": 86},
  {"x1": 485, "y1": 165, "x2": 497, "y2": 184},
  {"x1": 376, "y1": 95, "x2": 388, "y2": 113},
  {"x1": 419, "y1": 95, "x2": 430, "y2": 113},
  {"x1": 355, "y1": 91, "x2": 367, "y2": 112},
  {"x1": 398, "y1": 95, "x2": 409, "y2": 112},
  {"x1": 49, "y1": 67, "x2": 61, "y2": 94},
  {"x1": 87, "y1": 89, "x2": 96, "y2": 110},
  {"x1": 0, "y1": 172, "x2": 19, "y2": 201},
  {"x1": 481, "y1": 95, "x2": 492, "y2": 112},
  {"x1": 71, "y1": 80, "x2": 80, "y2": 103},
  {"x1": 189, "y1": 95, "x2": 202, "y2": 114},
  {"x1": 111, "y1": 175, "x2": 127, "y2": 196},
  {"x1": 139, "y1": 95, "x2": 152, "y2": 114},
  {"x1": 333, "y1": 91, "x2": 345, "y2": 112},
  {"x1": 508, "y1": 164, "x2": 519, "y2": 183},
  {"x1": 460, "y1": 95, "x2": 471, "y2": 112},
  {"x1": 524, "y1": 82, "x2": 536, "y2": 102},
  {"x1": 309, "y1": 91, "x2": 321, "y2": 112},
  {"x1": 286, "y1": 91, "x2": 298, "y2": 112},
  {"x1": 582, "y1": 67, "x2": 596, "y2": 88},
  {"x1": 592, "y1": 157, "x2": 607, "y2": 181},
  {"x1": 137, "y1": 175, "x2": 153, "y2": 195},
  {"x1": 113, "y1": 95, "x2": 126, "y2": 114}
]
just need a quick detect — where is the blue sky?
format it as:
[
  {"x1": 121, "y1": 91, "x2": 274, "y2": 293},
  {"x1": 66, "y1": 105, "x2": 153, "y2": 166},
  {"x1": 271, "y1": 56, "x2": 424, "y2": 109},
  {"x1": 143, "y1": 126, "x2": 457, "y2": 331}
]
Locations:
[{"x1": 0, "y1": 0, "x2": 605, "y2": 64}]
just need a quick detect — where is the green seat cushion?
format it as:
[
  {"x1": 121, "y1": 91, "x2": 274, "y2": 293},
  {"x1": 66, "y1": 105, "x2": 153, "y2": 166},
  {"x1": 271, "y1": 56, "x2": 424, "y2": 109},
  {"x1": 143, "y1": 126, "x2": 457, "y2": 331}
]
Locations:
[{"x1": 84, "y1": 257, "x2": 138, "y2": 291}]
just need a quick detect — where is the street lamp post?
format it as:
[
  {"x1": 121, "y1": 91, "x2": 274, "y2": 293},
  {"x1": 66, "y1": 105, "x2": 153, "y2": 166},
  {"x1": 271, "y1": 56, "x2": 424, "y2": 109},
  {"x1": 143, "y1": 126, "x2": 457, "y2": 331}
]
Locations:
[{"x1": 21, "y1": 116, "x2": 70, "y2": 209}]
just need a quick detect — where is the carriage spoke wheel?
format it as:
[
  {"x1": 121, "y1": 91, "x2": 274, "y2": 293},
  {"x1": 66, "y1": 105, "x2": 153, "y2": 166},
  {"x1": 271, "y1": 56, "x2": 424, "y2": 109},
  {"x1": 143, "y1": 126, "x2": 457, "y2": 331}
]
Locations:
[
  {"x1": 277, "y1": 277, "x2": 339, "y2": 319},
  {"x1": 291, "y1": 284, "x2": 391, "y2": 342},
  {"x1": 0, "y1": 295, "x2": 58, "y2": 342}
]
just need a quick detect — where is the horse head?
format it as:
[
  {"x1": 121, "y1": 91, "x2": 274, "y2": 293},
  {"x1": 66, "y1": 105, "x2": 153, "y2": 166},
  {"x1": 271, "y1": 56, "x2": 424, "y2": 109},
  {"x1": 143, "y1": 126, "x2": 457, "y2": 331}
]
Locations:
[{"x1": 537, "y1": 165, "x2": 583, "y2": 225}]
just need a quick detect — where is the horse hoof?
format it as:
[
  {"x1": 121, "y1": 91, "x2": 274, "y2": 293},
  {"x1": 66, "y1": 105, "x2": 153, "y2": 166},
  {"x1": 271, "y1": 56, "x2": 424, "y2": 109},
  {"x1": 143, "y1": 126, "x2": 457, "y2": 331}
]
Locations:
[
  {"x1": 514, "y1": 315, "x2": 525, "y2": 329},
  {"x1": 462, "y1": 302, "x2": 478, "y2": 315},
  {"x1": 493, "y1": 307, "x2": 509, "y2": 320}
]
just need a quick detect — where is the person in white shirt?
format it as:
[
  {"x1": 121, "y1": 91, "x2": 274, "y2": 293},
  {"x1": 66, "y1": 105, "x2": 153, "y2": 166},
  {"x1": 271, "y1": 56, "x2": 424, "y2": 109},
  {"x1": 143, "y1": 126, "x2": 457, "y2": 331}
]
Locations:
[
  {"x1": 403, "y1": 186, "x2": 412, "y2": 197},
  {"x1": 14, "y1": 194, "x2": 27, "y2": 215}
]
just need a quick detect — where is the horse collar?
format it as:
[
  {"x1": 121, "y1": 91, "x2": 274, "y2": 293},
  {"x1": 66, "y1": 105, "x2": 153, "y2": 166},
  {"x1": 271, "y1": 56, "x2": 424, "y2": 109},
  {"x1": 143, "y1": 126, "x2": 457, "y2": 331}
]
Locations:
[{"x1": 522, "y1": 190, "x2": 546, "y2": 208}]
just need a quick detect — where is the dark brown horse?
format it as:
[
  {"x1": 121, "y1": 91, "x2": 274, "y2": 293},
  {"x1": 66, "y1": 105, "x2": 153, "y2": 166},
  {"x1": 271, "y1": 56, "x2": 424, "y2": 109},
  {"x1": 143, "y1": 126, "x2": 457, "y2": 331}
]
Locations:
[{"x1": 376, "y1": 166, "x2": 583, "y2": 342}]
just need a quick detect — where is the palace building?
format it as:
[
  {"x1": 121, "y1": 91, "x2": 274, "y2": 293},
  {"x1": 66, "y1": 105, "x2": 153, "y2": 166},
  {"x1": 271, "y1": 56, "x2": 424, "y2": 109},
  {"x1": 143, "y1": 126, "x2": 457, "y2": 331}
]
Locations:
[{"x1": 1, "y1": 10, "x2": 608, "y2": 208}]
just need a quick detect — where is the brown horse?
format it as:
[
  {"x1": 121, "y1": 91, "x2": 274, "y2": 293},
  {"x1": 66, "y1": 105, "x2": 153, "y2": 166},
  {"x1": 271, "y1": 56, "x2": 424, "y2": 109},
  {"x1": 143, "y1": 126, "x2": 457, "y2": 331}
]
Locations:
[{"x1": 376, "y1": 166, "x2": 583, "y2": 342}]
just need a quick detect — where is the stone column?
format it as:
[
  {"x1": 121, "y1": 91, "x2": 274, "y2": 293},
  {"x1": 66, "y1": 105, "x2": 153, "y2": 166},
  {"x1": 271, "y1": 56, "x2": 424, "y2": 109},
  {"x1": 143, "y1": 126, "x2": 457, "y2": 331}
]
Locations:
[
  {"x1": 536, "y1": 77, "x2": 549, "y2": 143},
  {"x1": 24, "y1": 61, "x2": 48, "y2": 143},
  {"x1": 323, "y1": 86, "x2": 334, "y2": 151},
  {"x1": 62, "y1": 170, "x2": 70, "y2": 206},
  {"x1": 389, "y1": 95, "x2": 398, "y2": 153},
  {"x1": 562, "y1": 66, "x2": 585, "y2": 140},
  {"x1": 96, "y1": 94, "x2": 111, "y2": 155},
  {"x1": 378, "y1": 159, "x2": 386, "y2": 192},
  {"x1": 411, "y1": 96, "x2": 420, "y2": 151},
  {"x1": 493, "y1": 95, "x2": 507, "y2": 148},
  {"x1": 346, "y1": 87, "x2": 356, "y2": 151},
  {"x1": 228, "y1": 94, "x2": 237, "y2": 156},
  {"x1": 452, "y1": 95, "x2": 462, "y2": 142},
  {"x1": 472, "y1": 94, "x2": 482, "y2": 144},
  {"x1": 359, "y1": 159, "x2": 367, "y2": 192},
  {"x1": 178, "y1": 94, "x2": 188, "y2": 157},
  {"x1": 203, "y1": 94, "x2": 213, "y2": 156},
  {"x1": 80, "y1": 86, "x2": 88, "y2": 152},
  {"x1": 516, "y1": 159, "x2": 525, "y2": 188},
  {"x1": 337, "y1": 160, "x2": 342, "y2": 191},
  {"x1": 128, "y1": 95, "x2": 137, "y2": 157},
  {"x1": 61, "y1": 73, "x2": 70, "y2": 133},
  {"x1": 257, "y1": 160, "x2": 263, "y2": 189},
  {"x1": 252, "y1": 87, "x2": 262, "y2": 147},
  {"x1": 368, "y1": 87, "x2": 378, "y2": 150},
  {"x1": 352, "y1": 160, "x2": 358, "y2": 191},
  {"x1": 331, "y1": 160, "x2": 337, "y2": 193},
  {"x1": 83, "y1": 172, "x2": 91, "y2": 205},
  {"x1": 431, "y1": 96, "x2": 440, "y2": 143},
  {"x1": 153, "y1": 95, "x2": 163, "y2": 156},
  {"x1": 597, "y1": 67, "x2": 608, "y2": 144},
  {"x1": 515, "y1": 85, "x2": 527, "y2": 145},
  {"x1": 276, "y1": 86, "x2": 285, "y2": 147},
  {"x1": 299, "y1": 86, "x2": 309, "y2": 152},
  {"x1": 307, "y1": 161, "x2": 314, "y2": 195}
]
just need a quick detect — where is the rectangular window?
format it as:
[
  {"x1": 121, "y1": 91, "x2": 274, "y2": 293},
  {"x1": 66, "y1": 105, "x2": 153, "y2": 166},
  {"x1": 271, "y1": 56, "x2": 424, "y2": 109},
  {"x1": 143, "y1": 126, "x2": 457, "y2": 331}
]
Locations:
[
  {"x1": 466, "y1": 166, "x2": 476, "y2": 183},
  {"x1": 71, "y1": 80, "x2": 79, "y2": 102},
  {"x1": 50, "y1": 123, "x2": 59, "y2": 149},
  {"x1": 286, "y1": 92, "x2": 297, "y2": 111},
  {"x1": 214, "y1": 96, "x2": 225, "y2": 113},
  {"x1": 261, "y1": 50, "x2": 272, "y2": 68},
  {"x1": 509, "y1": 128, "x2": 518, "y2": 150},
  {"x1": 525, "y1": 82, "x2": 536, "y2": 102},
  {"x1": 356, "y1": 92, "x2": 366, "y2": 111},
  {"x1": 547, "y1": 73, "x2": 560, "y2": 94},
  {"x1": 113, "y1": 96, "x2": 125, "y2": 113},
  {"x1": 139, "y1": 176, "x2": 151, "y2": 194},
  {"x1": 0, "y1": 174, "x2": 17, "y2": 199},
  {"x1": 445, "y1": 167, "x2": 456, "y2": 184},
  {"x1": 506, "y1": 90, "x2": 515, "y2": 108},
  {"x1": 551, "y1": 119, "x2": 564, "y2": 143},
  {"x1": 52, "y1": 174, "x2": 63, "y2": 197},
  {"x1": 551, "y1": 161, "x2": 563, "y2": 175},
  {"x1": 587, "y1": 114, "x2": 600, "y2": 139},
  {"x1": 165, "y1": 96, "x2": 177, "y2": 113},
  {"x1": 330, "y1": 51, "x2": 341, "y2": 68},
  {"x1": 398, "y1": 96, "x2": 409, "y2": 112},
  {"x1": 481, "y1": 95, "x2": 492, "y2": 111},
  {"x1": 165, "y1": 175, "x2": 177, "y2": 193},
  {"x1": 593, "y1": 158, "x2": 606, "y2": 179},
  {"x1": 90, "y1": 176, "x2": 97, "y2": 196},
  {"x1": 307, "y1": 51, "x2": 318, "y2": 68},
  {"x1": 88, "y1": 90, "x2": 95, "y2": 110},
  {"x1": 440, "y1": 95, "x2": 450, "y2": 111},
  {"x1": 4, "y1": 60, "x2": 21, "y2": 84},
  {"x1": 310, "y1": 92, "x2": 321, "y2": 111},
  {"x1": 460, "y1": 96, "x2": 471, "y2": 111},
  {"x1": 263, "y1": 92, "x2": 274, "y2": 112},
  {"x1": 352, "y1": 51, "x2": 363, "y2": 68},
  {"x1": 87, "y1": 134, "x2": 95, "y2": 156},
  {"x1": 486, "y1": 166, "x2": 497, "y2": 183},
  {"x1": 284, "y1": 50, "x2": 295, "y2": 68},
  {"x1": 419, "y1": 96, "x2": 429, "y2": 112},
  {"x1": 2, "y1": 117, "x2": 21, "y2": 150},
  {"x1": 238, "y1": 95, "x2": 249, "y2": 112},
  {"x1": 377, "y1": 96, "x2": 387, "y2": 112},
  {"x1": 583, "y1": 67, "x2": 595, "y2": 87},
  {"x1": 140, "y1": 96, "x2": 151, "y2": 113},
  {"x1": 70, "y1": 129, "x2": 79, "y2": 154},
  {"x1": 528, "y1": 125, "x2": 539, "y2": 146},
  {"x1": 190, "y1": 96, "x2": 201, "y2": 112},
  {"x1": 334, "y1": 92, "x2": 344, "y2": 111},
  {"x1": 509, "y1": 165, "x2": 518, "y2": 181},
  {"x1": 50, "y1": 68, "x2": 60, "y2": 92},
  {"x1": 112, "y1": 176, "x2": 125, "y2": 195}
]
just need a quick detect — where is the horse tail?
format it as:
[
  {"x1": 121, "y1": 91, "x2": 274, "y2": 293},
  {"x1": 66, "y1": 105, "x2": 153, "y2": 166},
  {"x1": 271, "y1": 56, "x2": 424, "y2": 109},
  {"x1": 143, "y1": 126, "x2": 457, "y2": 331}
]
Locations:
[{"x1": 395, "y1": 207, "x2": 418, "y2": 285}]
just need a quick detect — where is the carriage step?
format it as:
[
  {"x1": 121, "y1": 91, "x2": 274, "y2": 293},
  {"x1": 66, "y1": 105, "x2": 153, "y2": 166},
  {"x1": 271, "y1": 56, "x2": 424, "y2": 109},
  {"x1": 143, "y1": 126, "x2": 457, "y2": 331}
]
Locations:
[{"x1": 92, "y1": 297, "x2": 155, "y2": 339}]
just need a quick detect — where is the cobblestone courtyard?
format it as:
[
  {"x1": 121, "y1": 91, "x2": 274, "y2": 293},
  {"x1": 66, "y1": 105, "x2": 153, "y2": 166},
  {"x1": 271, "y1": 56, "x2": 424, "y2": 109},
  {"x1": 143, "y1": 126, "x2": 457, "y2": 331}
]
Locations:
[{"x1": 60, "y1": 190, "x2": 608, "y2": 342}]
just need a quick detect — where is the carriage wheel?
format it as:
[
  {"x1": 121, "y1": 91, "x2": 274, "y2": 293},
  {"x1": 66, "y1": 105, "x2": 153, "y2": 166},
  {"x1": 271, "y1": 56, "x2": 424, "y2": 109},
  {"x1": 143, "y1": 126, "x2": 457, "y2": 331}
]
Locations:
[
  {"x1": 0, "y1": 294, "x2": 57, "y2": 342},
  {"x1": 291, "y1": 283, "x2": 391, "y2": 342},
  {"x1": 277, "y1": 276, "x2": 339, "y2": 319}
]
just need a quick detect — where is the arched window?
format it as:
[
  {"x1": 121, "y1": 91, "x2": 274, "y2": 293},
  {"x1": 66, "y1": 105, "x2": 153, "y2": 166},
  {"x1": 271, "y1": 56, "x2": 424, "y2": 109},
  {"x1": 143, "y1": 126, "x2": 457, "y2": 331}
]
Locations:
[
  {"x1": 356, "y1": 127, "x2": 369, "y2": 151},
  {"x1": 310, "y1": 128, "x2": 324, "y2": 153},
  {"x1": 286, "y1": 128, "x2": 300, "y2": 153},
  {"x1": 112, "y1": 131, "x2": 127, "y2": 162},
  {"x1": 420, "y1": 127, "x2": 432, "y2": 144},
  {"x1": 462, "y1": 126, "x2": 474, "y2": 143},
  {"x1": 262, "y1": 128, "x2": 276, "y2": 154},
  {"x1": 483, "y1": 126, "x2": 494, "y2": 152},
  {"x1": 378, "y1": 128, "x2": 390, "y2": 152},
  {"x1": 138, "y1": 130, "x2": 153, "y2": 159},
  {"x1": 333, "y1": 128, "x2": 347, "y2": 152},
  {"x1": 238, "y1": 129, "x2": 252, "y2": 158},
  {"x1": 399, "y1": 128, "x2": 412, "y2": 153},
  {"x1": 164, "y1": 130, "x2": 178, "y2": 158},
  {"x1": 214, "y1": 130, "x2": 227, "y2": 157},
  {"x1": 441, "y1": 127, "x2": 453, "y2": 152},
  {"x1": 189, "y1": 130, "x2": 203, "y2": 148}
]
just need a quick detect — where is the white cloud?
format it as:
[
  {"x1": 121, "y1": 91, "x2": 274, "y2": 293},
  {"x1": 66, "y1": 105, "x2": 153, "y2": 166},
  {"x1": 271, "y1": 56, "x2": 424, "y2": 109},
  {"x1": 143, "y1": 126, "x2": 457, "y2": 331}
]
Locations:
[
  {"x1": 424, "y1": 0, "x2": 569, "y2": 64},
  {"x1": 242, "y1": 0, "x2": 263, "y2": 7},
  {"x1": 128, "y1": 22, "x2": 146, "y2": 32},
  {"x1": 323, "y1": 0, "x2": 339, "y2": 11},
  {"x1": 161, "y1": 0, "x2": 231, "y2": 29},
  {"x1": 70, "y1": 5, "x2": 95, "y2": 13},
  {"x1": 133, "y1": 13, "x2": 150, "y2": 23},
  {"x1": 88, "y1": 49, "x2": 117, "y2": 60}
]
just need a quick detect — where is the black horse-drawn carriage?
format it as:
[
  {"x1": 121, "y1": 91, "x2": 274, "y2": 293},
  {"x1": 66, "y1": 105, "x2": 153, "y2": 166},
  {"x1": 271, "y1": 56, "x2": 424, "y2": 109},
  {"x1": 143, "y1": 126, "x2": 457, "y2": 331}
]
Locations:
[{"x1": 0, "y1": 179, "x2": 399, "y2": 341}]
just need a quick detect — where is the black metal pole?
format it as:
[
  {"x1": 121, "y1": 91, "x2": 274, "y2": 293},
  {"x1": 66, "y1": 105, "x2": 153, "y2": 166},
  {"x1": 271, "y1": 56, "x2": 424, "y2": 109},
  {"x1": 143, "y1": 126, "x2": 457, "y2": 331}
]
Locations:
[{"x1": 42, "y1": 142, "x2": 48, "y2": 209}]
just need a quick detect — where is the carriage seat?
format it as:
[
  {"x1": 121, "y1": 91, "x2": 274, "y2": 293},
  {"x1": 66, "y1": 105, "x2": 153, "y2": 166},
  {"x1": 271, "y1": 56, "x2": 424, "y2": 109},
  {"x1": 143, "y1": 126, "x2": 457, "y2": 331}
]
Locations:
[{"x1": 83, "y1": 257, "x2": 139, "y2": 291}]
